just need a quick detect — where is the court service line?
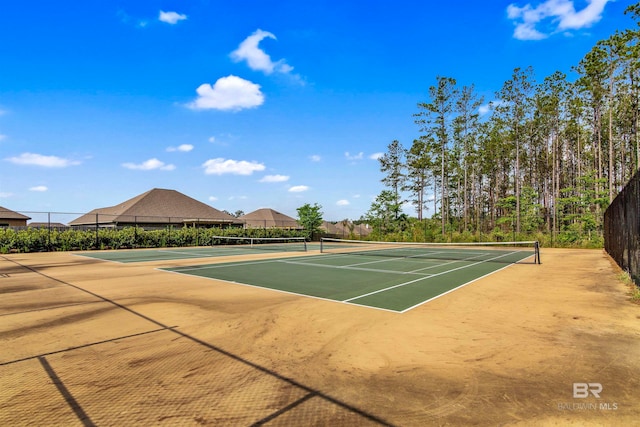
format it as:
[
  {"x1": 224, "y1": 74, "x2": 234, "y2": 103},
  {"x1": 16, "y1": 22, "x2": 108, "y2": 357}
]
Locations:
[
  {"x1": 343, "y1": 250, "x2": 521, "y2": 303},
  {"x1": 355, "y1": 249, "x2": 487, "y2": 273},
  {"x1": 317, "y1": 248, "x2": 519, "y2": 275},
  {"x1": 405, "y1": 250, "x2": 514, "y2": 273}
]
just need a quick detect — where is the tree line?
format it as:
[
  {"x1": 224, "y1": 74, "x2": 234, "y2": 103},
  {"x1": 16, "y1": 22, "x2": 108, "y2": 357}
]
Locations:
[{"x1": 364, "y1": 3, "x2": 640, "y2": 247}]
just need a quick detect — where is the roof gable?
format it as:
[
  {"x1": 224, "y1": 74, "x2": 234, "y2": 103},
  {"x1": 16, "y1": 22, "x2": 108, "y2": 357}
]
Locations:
[
  {"x1": 0, "y1": 206, "x2": 31, "y2": 220},
  {"x1": 239, "y1": 208, "x2": 300, "y2": 228},
  {"x1": 240, "y1": 208, "x2": 296, "y2": 222}
]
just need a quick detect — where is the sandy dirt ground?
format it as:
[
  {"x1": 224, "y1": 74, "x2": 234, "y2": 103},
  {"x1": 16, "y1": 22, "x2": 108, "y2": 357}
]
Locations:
[{"x1": 0, "y1": 247, "x2": 639, "y2": 426}]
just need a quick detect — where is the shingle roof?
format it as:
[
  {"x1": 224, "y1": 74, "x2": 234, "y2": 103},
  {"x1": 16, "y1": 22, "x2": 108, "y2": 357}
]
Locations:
[
  {"x1": 28, "y1": 222, "x2": 68, "y2": 228},
  {"x1": 0, "y1": 206, "x2": 31, "y2": 220},
  {"x1": 239, "y1": 208, "x2": 300, "y2": 228},
  {"x1": 320, "y1": 221, "x2": 341, "y2": 234},
  {"x1": 69, "y1": 188, "x2": 242, "y2": 226}
]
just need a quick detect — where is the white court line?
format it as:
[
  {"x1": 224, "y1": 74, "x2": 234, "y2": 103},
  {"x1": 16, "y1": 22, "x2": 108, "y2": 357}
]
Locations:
[
  {"x1": 405, "y1": 250, "x2": 512, "y2": 273},
  {"x1": 343, "y1": 250, "x2": 522, "y2": 303}
]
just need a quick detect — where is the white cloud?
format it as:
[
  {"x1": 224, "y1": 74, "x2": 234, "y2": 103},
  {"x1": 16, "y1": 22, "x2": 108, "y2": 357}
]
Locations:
[
  {"x1": 345, "y1": 151, "x2": 364, "y2": 161},
  {"x1": 0, "y1": 192, "x2": 14, "y2": 198},
  {"x1": 260, "y1": 174, "x2": 290, "y2": 183},
  {"x1": 289, "y1": 185, "x2": 309, "y2": 193},
  {"x1": 0, "y1": 134, "x2": 6, "y2": 141},
  {"x1": 558, "y1": 0, "x2": 609, "y2": 30},
  {"x1": 202, "y1": 158, "x2": 265, "y2": 175},
  {"x1": 29, "y1": 185, "x2": 48, "y2": 192},
  {"x1": 167, "y1": 144, "x2": 194, "y2": 152},
  {"x1": 187, "y1": 75, "x2": 264, "y2": 111},
  {"x1": 230, "y1": 29, "x2": 293, "y2": 75},
  {"x1": 507, "y1": 0, "x2": 611, "y2": 40},
  {"x1": 208, "y1": 136, "x2": 216, "y2": 143},
  {"x1": 122, "y1": 158, "x2": 175, "y2": 171},
  {"x1": 478, "y1": 104, "x2": 492, "y2": 115},
  {"x1": 369, "y1": 152, "x2": 384, "y2": 160},
  {"x1": 309, "y1": 154, "x2": 321, "y2": 162},
  {"x1": 208, "y1": 196, "x2": 218, "y2": 202},
  {"x1": 336, "y1": 199, "x2": 350, "y2": 206},
  {"x1": 6, "y1": 153, "x2": 81, "y2": 168},
  {"x1": 159, "y1": 11, "x2": 187, "y2": 24}
]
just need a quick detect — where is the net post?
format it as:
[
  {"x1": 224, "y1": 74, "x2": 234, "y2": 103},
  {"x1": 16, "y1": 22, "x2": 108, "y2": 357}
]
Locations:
[
  {"x1": 535, "y1": 241, "x2": 541, "y2": 264},
  {"x1": 320, "y1": 238, "x2": 324, "y2": 253}
]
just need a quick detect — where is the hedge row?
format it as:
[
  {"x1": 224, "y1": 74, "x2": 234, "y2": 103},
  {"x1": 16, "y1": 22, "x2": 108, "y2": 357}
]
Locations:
[{"x1": 0, "y1": 226, "x2": 308, "y2": 253}]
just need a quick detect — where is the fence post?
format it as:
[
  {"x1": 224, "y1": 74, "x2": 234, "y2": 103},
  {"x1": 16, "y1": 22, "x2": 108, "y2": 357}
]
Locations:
[
  {"x1": 95, "y1": 213, "x2": 99, "y2": 249},
  {"x1": 47, "y1": 212, "x2": 52, "y2": 252}
]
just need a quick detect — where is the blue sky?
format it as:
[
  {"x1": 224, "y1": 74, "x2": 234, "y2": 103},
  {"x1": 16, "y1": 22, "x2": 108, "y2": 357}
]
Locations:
[{"x1": 0, "y1": 0, "x2": 635, "y2": 222}]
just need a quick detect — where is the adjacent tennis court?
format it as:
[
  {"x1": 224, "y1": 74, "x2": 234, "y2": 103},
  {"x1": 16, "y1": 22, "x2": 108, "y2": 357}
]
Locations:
[
  {"x1": 76, "y1": 236, "x2": 309, "y2": 263},
  {"x1": 162, "y1": 239, "x2": 540, "y2": 312}
]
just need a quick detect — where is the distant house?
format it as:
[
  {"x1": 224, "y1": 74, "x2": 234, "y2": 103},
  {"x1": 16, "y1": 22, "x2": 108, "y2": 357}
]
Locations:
[
  {"x1": 321, "y1": 221, "x2": 371, "y2": 238},
  {"x1": 0, "y1": 206, "x2": 31, "y2": 227},
  {"x1": 28, "y1": 222, "x2": 68, "y2": 229},
  {"x1": 69, "y1": 188, "x2": 243, "y2": 228},
  {"x1": 320, "y1": 221, "x2": 342, "y2": 235},
  {"x1": 239, "y1": 208, "x2": 301, "y2": 229}
]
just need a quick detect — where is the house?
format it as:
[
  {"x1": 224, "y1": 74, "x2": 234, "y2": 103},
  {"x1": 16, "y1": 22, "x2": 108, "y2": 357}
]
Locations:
[
  {"x1": 0, "y1": 206, "x2": 31, "y2": 227},
  {"x1": 321, "y1": 221, "x2": 371, "y2": 238},
  {"x1": 69, "y1": 188, "x2": 243, "y2": 228},
  {"x1": 239, "y1": 208, "x2": 301, "y2": 229},
  {"x1": 28, "y1": 222, "x2": 68, "y2": 229}
]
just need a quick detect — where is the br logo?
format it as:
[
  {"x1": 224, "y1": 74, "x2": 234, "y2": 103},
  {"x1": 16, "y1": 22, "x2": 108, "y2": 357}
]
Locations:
[{"x1": 573, "y1": 383, "x2": 602, "y2": 398}]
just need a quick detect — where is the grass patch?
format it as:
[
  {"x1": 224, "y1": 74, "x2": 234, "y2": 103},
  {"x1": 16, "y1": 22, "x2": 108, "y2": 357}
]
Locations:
[{"x1": 618, "y1": 271, "x2": 640, "y2": 304}]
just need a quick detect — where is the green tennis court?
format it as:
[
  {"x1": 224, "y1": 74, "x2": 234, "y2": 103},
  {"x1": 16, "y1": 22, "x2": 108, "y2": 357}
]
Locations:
[{"x1": 161, "y1": 244, "x2": 538, "y2": 312}]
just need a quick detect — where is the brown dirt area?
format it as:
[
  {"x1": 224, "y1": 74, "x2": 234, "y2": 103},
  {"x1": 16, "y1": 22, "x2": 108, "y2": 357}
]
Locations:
[{"x1": 0, "y1": 247, "x2": 639, "y2": 426}]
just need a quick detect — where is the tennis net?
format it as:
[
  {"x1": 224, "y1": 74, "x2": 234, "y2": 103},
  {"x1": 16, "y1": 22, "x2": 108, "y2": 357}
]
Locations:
[
  {"x1": 320, "y1": 238, "x2": 540, "y2": 264},
  {"x1": 211, "y1": 236, "x2": 308, "y2": 252}
]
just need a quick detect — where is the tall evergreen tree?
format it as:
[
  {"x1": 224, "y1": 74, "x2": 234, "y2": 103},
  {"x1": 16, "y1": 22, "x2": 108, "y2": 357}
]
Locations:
[
  {"x1": 415, "y1": 76, "x2": 458, "y2": 236},
  {"x1": 494, "y1": 67, "x2": 535, "y2": 235},
  {"x1": 404, "y1": 138, "x2": 432, "y2": 221},
  {"x1": 453, "y1": 84, "x2": 483, "y2": 231},
  {"x1": 378, "y1": 140, "x2": 406, "y2": 219}
]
